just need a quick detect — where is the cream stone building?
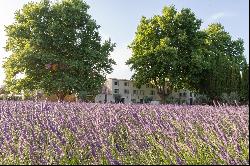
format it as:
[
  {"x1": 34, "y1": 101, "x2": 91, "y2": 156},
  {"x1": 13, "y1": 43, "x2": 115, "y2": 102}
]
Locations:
[{"x1": 95, "y1": 78, "x2": 197, "y2": 104}]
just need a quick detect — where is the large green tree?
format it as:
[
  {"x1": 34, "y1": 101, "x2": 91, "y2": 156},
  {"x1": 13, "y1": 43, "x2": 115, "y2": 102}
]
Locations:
[
  {"x1": 3, "y1": 0, "x2": 115, "y2": 101},
  {"x1": 127, "y1": 6, "x2": 247, "y2": 104},
  {"x1": 195, "y1": 23, "x2": 246, "y2": 102},
  {"x1": 126, "y1": 6, "x2": 206, "y2": 103}
]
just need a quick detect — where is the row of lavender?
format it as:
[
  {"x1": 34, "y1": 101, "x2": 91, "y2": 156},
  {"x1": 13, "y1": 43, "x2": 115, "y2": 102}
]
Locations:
[{"x1": 0, "y1": 101, "x2": 249, "y2": 165}]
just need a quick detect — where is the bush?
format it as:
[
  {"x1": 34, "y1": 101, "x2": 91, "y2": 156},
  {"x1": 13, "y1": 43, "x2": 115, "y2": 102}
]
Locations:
[
  {"x1": 5, "y1": 94, "x2": 23, "y2": 101},
  {"x1": 113, "y1": 94, "x2": 122, "y2": 103},
  {"x1": 221, "y1": 92, "x2": 240, "y2": 105},
  {"x1": 143, "y1": 96, "x2": 153, "y2": 103},
  {"x1": 76, "y1": 91, "x2": 88, "y2": 102},
  {"x1": 165, "y1": 97, "x2": 176, "y2": 104},
  {"x1": 0, "y1": 94, "x2": 7, "y2": 100},
  {"x1": 194, "y1": 94, "x2": 210, "y2": 105}
]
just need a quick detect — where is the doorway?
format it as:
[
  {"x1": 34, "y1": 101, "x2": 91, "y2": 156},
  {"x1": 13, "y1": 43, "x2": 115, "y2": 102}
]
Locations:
[
  {"x1": 190, "y1": 98, "x2": 193, "y2": 105},
  {"x1": 121, "y1": 98, "x2": 125, "y2": 103}
]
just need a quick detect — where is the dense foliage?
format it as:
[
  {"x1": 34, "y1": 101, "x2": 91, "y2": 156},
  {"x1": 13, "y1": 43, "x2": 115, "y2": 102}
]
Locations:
[
  {"x1": 127, "y1": 6, "x2": 205, "y2": 102},
  {"x1": 3, "y1": 0, "x2": 115, "y2": 101},
  {"x1": 127, "y1": 5, "x2": 248, "y2": 104},
  {"x1": 240, "y1": 64, "x2": 249, "y2": 104},
  {"x1": 196, "y1": 24, "x2": 247, "y2": 103},
  {"x1": 0, "y1": 101, "x2": 248, "y2": 165}
]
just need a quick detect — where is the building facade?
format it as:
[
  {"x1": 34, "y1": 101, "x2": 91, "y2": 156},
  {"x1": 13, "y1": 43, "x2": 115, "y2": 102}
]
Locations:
[
  {"x1": 95, "y1": 78, "x2": 161, "y2": 104},
  {"x1": 95, "y1": 78, "x2": 197, "y2": 104},
  {"x1": 168, "y1": 89, "x2": 197, "y2": 105}
]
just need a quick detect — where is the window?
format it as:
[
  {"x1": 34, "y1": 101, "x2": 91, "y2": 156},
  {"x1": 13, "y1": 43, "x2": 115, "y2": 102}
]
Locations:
[
  {"x1": 124, "y1": 82, "x2": 129, "y2": 86},
  {"x1": 140, "y1": 90, "x2": 144, "y2": 95},
  {"x1": 114, "y1": 89, "x2": 119, "y2": 94},
  {"x1": 150, "y1": 90, "x2": 155, "y2": 95},
  {"x1": 133, "y1": 90, "x2": 137, "y2": 95},
  {"x1": 179, "y1": 93, "x2": 182, "y2": 97},
  {"x1": 124, "y1": 89, "x2": 129, "y2": 94},
  {"x1": 146, "y1": 84, "x2": 150, "y2": 88},
  {"x1": 190, "y1": 92, "x2": 192, "y2": 97},
  {"x1": 183, "y1": 92, "x2": 187, "y2": 97},
  {"x1": 114, "y1": 81, "x2": 119, "y2": 86}
]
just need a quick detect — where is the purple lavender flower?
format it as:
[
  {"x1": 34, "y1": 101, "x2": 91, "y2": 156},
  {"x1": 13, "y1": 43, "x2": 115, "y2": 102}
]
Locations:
[{"x1": 0, "y1": 101, "x2": 248, "y2": 165}]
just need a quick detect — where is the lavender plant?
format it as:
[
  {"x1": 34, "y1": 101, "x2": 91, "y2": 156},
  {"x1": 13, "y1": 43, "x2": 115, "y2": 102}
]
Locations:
[{"x1": 0, "y1": 101, "x2": 249, "y2": 165}]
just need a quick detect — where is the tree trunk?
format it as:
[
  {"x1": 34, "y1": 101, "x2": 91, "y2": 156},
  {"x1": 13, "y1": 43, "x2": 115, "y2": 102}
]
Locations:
[
  {"x1": 162, "y1": 84, "x2": 166, "y2": 104},
  {"x1": 56, "y1": 92, "x2": 66, "y2": 102},
  {"x1": 156, "y1": 86, "x2": 165, "y2": 104},
  {"x1": 158, "y1": 93, "x2": 165, "y2": 104},
  {"x1": 157, "y1": 83, "x2": 172, "y2": 104}
]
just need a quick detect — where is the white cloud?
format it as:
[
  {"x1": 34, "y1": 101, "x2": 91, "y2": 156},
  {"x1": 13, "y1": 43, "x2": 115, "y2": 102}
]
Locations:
[
  {"x1": 201, "y1": 12, "x2": 236, "y2": 29},
  {"x1": 209, "y1": 11, "x2": 236, "y2": 22},
  {"x1": 210, "y1": 12, "x2": 226, "y2": 21}
]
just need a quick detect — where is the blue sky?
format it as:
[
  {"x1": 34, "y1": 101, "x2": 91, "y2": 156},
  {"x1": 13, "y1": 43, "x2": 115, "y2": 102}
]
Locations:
[{"x1": 0, "y1": 0, "x2": 249, "y2": 86}]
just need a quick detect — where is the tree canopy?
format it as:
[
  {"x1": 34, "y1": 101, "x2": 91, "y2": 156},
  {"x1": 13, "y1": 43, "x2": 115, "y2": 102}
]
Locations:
[
  {"x1": 3, "y1": 0, "x2": 116, "y2": 101},
  {"x1": 127, "y1": 5, "x2": 248, "y2": 104},
  {"x1": 195, "y1": 23, "x2": 247, "y2": 102},
  {"x1": 127, "y1": 6, "x2": 206, "y2": 102}
]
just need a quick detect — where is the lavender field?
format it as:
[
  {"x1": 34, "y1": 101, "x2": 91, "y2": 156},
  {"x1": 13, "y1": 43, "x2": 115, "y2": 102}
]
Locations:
[{"x1": 0, "y1": 101, "x2": 249, "y2": 165}]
